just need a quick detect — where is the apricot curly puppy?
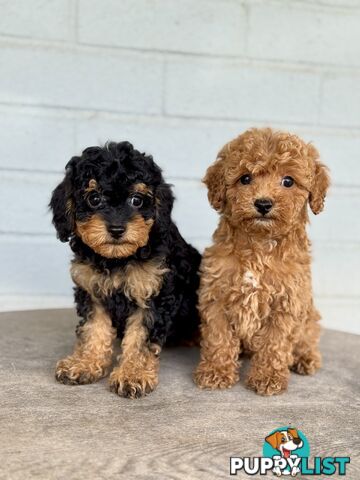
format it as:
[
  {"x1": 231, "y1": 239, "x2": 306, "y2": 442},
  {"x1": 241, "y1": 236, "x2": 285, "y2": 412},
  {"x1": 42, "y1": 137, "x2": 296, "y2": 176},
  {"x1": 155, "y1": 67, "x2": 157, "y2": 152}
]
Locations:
[{"x1": 194, "y1": 128, "x2": 330, "y2": 395}]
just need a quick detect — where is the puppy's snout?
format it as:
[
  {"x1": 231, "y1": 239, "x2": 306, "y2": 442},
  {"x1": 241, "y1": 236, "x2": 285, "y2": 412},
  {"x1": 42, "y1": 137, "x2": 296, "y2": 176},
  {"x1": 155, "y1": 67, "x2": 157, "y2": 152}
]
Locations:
[
  {"x1": 254, "y1": 198, "x2": 273, "y2": 215},
  {"x1": 108, "y1": 224, "x2": 125, "y2": 239},
  {"x1": 293, "y1": 437, "x2": 302, "y2": 446}
]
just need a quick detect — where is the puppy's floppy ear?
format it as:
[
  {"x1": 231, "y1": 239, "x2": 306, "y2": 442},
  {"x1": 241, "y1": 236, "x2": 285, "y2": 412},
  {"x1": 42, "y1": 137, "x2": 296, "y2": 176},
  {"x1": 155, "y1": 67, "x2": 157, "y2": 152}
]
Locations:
[
  {"x1": 308, "y1": 144, "x2": 330, "y2": 215},
  {"x1": 49, "y1": 157, "x2": 77, "y2": 242},
  {"x1": 265, "y1": 431, "x2": 281, "y2": 450},
  {"x1": 203, "y1": 154, "x2": 226, "y2": 212}
]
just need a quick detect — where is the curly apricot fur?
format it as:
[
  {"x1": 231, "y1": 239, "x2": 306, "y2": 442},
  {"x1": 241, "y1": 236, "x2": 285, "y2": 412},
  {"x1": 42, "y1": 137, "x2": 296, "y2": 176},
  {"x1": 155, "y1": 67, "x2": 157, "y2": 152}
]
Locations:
[{"x1": 195, "y1": 128, "x2": 330, "y2": 395}]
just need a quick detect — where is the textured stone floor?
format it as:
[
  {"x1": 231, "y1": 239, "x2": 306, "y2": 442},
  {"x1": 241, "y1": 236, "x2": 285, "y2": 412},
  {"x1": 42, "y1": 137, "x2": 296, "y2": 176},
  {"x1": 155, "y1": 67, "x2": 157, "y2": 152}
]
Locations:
[{"x1": 0, "y1": 309, "x2": 359, "y2": 479}]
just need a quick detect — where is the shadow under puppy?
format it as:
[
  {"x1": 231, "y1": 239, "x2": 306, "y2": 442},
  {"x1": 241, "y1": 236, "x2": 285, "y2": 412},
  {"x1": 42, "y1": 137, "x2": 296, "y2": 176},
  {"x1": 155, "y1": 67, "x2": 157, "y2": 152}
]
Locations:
[
  {"x1": 194, "y1": 128, "x2": 330, "y2": 395},
  {"x1": 50, "y1": 142, "x2": 200, "y2": 398}
]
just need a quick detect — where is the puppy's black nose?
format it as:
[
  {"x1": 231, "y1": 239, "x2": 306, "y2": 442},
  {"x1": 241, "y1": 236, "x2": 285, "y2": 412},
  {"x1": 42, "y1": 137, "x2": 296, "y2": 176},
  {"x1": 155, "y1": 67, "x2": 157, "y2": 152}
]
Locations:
[
  {"x1": 293, "y1": 437, "x2": 301, "y2": 446},
  {"x1": 254, "y1": 198, "x2": 273, "y2": 215},
  {"x1": 108, "y1": 224, "x2": 125, "y2": 239}
]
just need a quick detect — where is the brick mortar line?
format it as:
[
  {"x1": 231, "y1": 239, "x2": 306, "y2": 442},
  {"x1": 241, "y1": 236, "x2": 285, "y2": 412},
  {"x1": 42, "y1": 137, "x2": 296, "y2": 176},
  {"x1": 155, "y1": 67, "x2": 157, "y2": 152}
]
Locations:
[
  {"x1": 74, "y1": 0, "x2": 79, "y2": 44},
  {"x1": 161, "y1": 113, "x2": 360, "y2": 130},
  {"x1": 1, "y1": 34, "x2": 360, "y2": 75},
  {"x1": 250, "y1": 0, "x2": 360, "y2": 12},
  {"x1": 316, "y1": 296, "x2": 360, "y2": 301},
  {"x1": 0, "y1": 231, "x2": 359, "y2": 248},
  {"x1": 161, "y1": 57, "x2": 167, "y2": 116},
  {"x1": 0, "y1": 168, "x2": 359, "y2": 192},
  {"x1": 318, "y1": 74, "x2": 326, "y2": 128},
  {"x1": 1, "y1": 101, "x2": 360, "y2": 134}
]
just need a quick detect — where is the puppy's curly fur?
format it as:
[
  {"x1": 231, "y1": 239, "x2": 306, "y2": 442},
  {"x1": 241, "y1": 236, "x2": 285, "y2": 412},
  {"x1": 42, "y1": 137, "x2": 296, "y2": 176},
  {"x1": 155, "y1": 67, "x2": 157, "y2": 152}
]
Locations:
[
  {"x1": 50, "y1": 142, "x2": 200, "y2": 398},
  {"x1": 194, "y1": 128, "x2": 330, "y2": 395}
]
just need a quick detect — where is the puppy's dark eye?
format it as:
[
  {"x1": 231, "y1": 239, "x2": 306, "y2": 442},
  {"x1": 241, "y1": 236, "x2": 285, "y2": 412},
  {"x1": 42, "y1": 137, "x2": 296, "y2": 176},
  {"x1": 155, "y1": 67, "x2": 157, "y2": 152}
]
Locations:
[
  {"x1": 281, "y1": 176, "x2": 294, "y2": 188},
  {"x1": 240, "y1": 174, "x2": 252, "y2": 185},
  {"x1": 130, "y1": 194, "x2": 143, "y2": 208},
  {"x1": 87, "y1": 191, "x2": 102, "y2": 208}
]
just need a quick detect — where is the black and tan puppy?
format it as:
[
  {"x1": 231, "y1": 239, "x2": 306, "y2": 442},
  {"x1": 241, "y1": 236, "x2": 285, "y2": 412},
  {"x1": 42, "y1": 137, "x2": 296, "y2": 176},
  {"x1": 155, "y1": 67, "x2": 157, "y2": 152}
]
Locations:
[{"x1": 50, "y1": 141, "x2": 200, "y2": 398}]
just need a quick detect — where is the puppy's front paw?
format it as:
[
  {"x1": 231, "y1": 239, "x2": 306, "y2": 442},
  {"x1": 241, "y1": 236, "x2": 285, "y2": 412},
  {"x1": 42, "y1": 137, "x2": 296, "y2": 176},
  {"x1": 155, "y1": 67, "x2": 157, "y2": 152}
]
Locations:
[
  {"x1": 55, "y1": 356, "x2": 107, "y2": 385},
  {"x1": 291, "y1": 352, "x2": 321, "y2": 376},
  {"x1": 109, "y1": 367, "x2": 158, "y2": 399},
  {"x1": 246, "y1": 369, "x2": 288, "y2": 396},
  {"x1": 194, "y1": 362, "x2": 239, "y2": 390}
]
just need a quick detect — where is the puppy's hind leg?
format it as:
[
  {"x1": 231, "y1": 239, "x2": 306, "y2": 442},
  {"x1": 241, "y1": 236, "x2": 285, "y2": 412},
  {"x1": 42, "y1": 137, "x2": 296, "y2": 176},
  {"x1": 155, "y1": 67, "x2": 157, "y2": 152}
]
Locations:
[
  {"x1": 55, "y1": 304, "x2": 116, "y2": 385},
  {"x1": 194, "y1": 302, "x2": 240, "y2": 390},
  {"x1": 291, "y1": 307, "x2": 321, "y2": 376}
]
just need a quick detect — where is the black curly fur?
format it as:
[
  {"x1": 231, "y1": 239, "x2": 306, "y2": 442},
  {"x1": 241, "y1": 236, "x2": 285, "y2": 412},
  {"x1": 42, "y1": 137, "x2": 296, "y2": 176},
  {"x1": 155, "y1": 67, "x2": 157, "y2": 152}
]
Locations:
[{"x1": 50, "y1": 141, "x2": 200, "y2": 347}]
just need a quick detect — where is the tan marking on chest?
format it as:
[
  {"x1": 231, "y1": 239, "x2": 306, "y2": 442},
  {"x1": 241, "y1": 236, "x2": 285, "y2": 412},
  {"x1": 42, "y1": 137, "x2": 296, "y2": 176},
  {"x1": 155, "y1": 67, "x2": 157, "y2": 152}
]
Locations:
[
  {"x1": 122, "y1": 260, "x2": 169, "y2": 308},
  {"x1": 70, "y1": 258, "x2": 169, "y2": 307},
  {"x1": 70, "y1": 262, "x2": 121, "y2": 298}
]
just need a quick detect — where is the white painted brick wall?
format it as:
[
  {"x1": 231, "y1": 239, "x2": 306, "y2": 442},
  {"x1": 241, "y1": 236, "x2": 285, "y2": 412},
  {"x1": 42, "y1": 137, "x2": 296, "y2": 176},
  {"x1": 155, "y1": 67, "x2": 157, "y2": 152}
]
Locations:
[
  {"x1": 0, "y1": 0, "x2": 359, "y2": 334},
  {"x1": 0, "y1": 45, "x2": 163, "y2": 114},
  {"x1": 0, "y1": 0, "x2": 75, "y2": 41},
  {"x1": 321, "y1": 73, "x2": 360, "y2": 127},
  {"x1": 165, "y1": 58, "x2": 321, "y2": 123},
  {"x1": 247, "y1": 3, "x2": 360, "y2": 67},
  {"x1": 78, "y1": 0, "x2": 247, "y2": 56}
]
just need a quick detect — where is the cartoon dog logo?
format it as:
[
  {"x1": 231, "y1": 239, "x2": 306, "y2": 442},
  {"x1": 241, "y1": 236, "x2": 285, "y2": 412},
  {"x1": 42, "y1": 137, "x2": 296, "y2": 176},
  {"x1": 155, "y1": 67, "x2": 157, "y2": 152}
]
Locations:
[{"x1": 265, "y1": 428, "x2": 303, "y2": 476}]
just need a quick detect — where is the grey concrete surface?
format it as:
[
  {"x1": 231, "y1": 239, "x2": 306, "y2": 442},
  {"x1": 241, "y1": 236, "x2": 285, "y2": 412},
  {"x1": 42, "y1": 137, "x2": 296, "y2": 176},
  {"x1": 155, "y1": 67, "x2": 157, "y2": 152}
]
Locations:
[{"x1": 0, "y1": 309, "x2": 359, "y2": 479}]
